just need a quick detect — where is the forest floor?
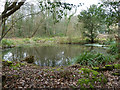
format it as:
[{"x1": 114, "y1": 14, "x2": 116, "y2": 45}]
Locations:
[{"x1": 2, "y1": 60, "x2": 120, "y2": 89}]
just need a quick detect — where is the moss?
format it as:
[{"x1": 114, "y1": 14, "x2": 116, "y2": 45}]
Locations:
[
  {"x1": 105, "y1": 65, "x2": 114, "y2": 71},
  {"x1": 105, "y1": 65, "x2": 113, "y2": 67},
  {"x1": 89, "y1": 84, "x2": 94, "y2": 88},
  {"x1": 20, "y1": 63, "x2": 25, "y2": 66},
  {"x1": 101, "y1": 67, "x2": 106, "y2": 71},
  {"x1": 7, "y1": 61, "x2": 12, "y2": 63},
  {"x1": 114, "y1": 64, "x2": 120, "y2": 69},
  {"x1": 112, "y1": 72, "x2": 120, "y2": 76},
  {"x1": 56, "y1": 68, "x2": 63, "y2": 71},
  {"x1": 92, "y1": 67, "x2": 99, "y2": 71},
  {"x1": 77, "y1": 68, "x2": 106, "y2": 88},
  {"x1": 77, "y1": 79, "x2": 90, "y2": 86},
  {"x1": 9, "y1": 64, "x2": 18, "y2": 70},
  {"x1": 92, "y1": 70, "x2": 99, "y2": 76},
  {"x1": 3, "y1": 60, "x2": 13, "y2": 67},
  {"x1": 42, "y1": 69, "x2": 48, "y2": 72},
  {"x1": 13, "y1": 75, "x2": 19, "y2": 78},
  {"x1": 15, "y1": 63, "x2": 20, "y2": 67},
  {"x1": 112, "y1": 73, "x2": 120, "y2": 76},
  {"x1": 92, "y1": 64, "x2": 120, "y2": 72},
  {"x1": 80, "y1": 68, "x2": 91, "y2": 73},
  {"x1": 48, "y1": 69, "x2": 54, "y2": 71},
  {"x1": 2, "y1": 59, "x2": 5, "y2": 62}
]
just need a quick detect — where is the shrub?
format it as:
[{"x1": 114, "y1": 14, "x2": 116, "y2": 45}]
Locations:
[
  {"x1": 71, "y1": 52, "x2": 115, "y2": 67},
  {"x1": 2, "y1": 39, "x2": 14, "y2": 46},
  {"x1": 103, "y1": 40, "x2": 115, "y2": 45},
  {"x1": 23, "y1": 38, "x2": 31, "y2": 43},
  {"x1": 107, "y1": 43, "x2": 118, "y2": 55},
  {"x1": 32, "y1": 37, "x2": 41, "y2": 41},
  {"x1": 57, "y1": 37, "x2": 87, "y2": 44}
]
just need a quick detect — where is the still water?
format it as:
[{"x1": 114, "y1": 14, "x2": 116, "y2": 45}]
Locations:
[{"x1": 2, "y1": 44, "x2": 107, "y2": 66}]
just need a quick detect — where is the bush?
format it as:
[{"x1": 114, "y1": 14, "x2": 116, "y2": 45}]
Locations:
[
  {"x1": 23, "y1": 38, "x2": 31, "y2": 43},
  {"x1": 2, "y1": 39, "x2": 14, "y2": 46},
  {"x1": 32, "y1": 37, "x2": 41, "y2": 41},
  {"x1": 107, "y1": 43, "x2": 118, "y2": 55},
  {"x1": 57, "y1": 37, "x2": 87, "y2": 44},
  {"x1": 71, "y1": 52, "x2": 115, "y2": 67},
  {"x1": 103, "y1": 40, "x2": 115, "y2": 45}
]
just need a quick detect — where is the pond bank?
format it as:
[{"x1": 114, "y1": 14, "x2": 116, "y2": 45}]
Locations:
[
  {"x1": 1, "y1": 37, "x2": 109, "y2": 48},
  {"x1": 2, "y1": 60, "x2": 120, "y2": 88}
]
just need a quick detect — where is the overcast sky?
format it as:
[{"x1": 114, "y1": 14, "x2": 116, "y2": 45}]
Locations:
[
  {"x1": 65, "y1": 0, "x2": 101, "y2": 14},
  {"x1": 0, "y1": 0, "x2": 101, "y2": 14},
  {"x1": 59, "y1": 0, "x2": 101, "y2": 15},
  {"x1": 64, "y1": 0, "x2": 100, "y2": 6}
]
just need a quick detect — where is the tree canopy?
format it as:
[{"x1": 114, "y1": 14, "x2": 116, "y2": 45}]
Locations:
[{"x1": 78, "y1": 4, "x2": 106, "y2": 43}]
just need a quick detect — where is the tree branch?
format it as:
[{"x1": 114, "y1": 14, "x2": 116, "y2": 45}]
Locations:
[
  {"x1": 0, "y1": 0, "x2": 26, "y2": 20},
  {"x1": 2, "y1": 0, "x2": 18, "y2": 14},
  {"x1": 0, "y1": 12, "x2": 41, "y2": 41}
]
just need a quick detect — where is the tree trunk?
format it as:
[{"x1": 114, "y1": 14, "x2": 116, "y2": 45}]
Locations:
[
  {"x1": 91, "y1": 37, "x2": 94, "y2": 43},
  {"x1": 90, "y1": 24, "x2": 94, "y2": 43}
]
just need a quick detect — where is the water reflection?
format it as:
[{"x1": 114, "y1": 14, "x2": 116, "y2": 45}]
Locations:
[{"x1": 2, "y1": 44, "x2": 107, "y2": 66}]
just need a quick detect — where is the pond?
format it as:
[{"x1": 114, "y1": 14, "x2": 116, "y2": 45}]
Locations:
[{"x1": 2, "y1": 44, "x2": 107, "y2": 67}]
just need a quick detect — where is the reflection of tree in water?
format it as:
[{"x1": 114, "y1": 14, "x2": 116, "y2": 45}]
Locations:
[
  {"x1": 2, "y1": 45, "x2": 107, "y2": 66},
  {"x1": 2, "y1": 49, "x2": 11, "y2": 59}
]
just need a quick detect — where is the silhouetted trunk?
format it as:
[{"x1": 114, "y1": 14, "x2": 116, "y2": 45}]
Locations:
[{"x1": 90, "y1": 37, "x2": 94, "y2": 43}]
